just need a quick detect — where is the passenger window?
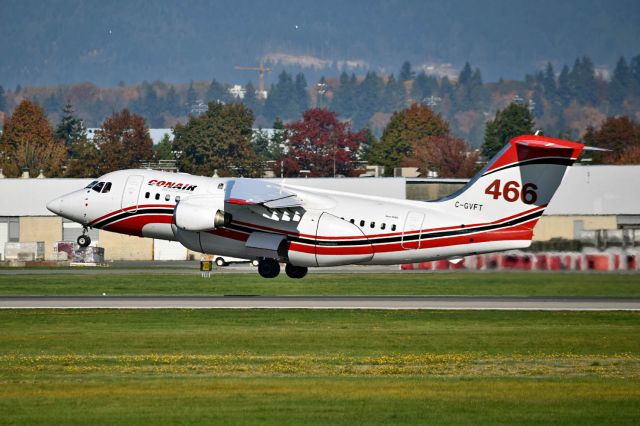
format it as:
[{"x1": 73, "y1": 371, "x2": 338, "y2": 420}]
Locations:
[
  {"x1": 381, "y1": 223, "x2": 386, "y2": 230},
  {"x1": 165, "y1": 194, "x2": 170, "y2": 201},
  {"x1": 391, "y1": 224, "x2": 397, "y2": 231},
  {"x1": 92, "y1": 182, "x2": 104, "y2": 192},
  {"x1": 101, "y1": 182, "x2": 112, "y2": 193},
  {"x1": 359, "y1": 220, "x2": 365, "y2": 227},
  {"x1": 350, "y1": 219, "x2": 354, "y2": 224},
  {"x1": 175, "y1": 196, "x2": 180, "y2": 202},
  {"x1": 370, "y1": 222, "x2": 375, "y2": 228},
  {"x1": 218, "y1": 183, "x2": 224, "y2": 190},
  {"x1": 145, "y1": 192, "x2": 150, "y2": 199},
  {"x1": 155, "y1": 193, "x2": 160, "y2": 200}
]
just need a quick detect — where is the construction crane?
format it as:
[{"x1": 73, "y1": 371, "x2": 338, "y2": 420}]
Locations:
[{"x1": 235, "y1": 60, "x2": 272, "y2": 99}]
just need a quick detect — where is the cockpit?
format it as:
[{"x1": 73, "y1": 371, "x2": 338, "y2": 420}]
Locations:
[{"x1": 85, "y1": 180, "x2": 112, "y2": 194}]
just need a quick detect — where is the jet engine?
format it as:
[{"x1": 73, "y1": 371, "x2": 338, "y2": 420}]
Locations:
[{"x1": 173, "y1": 195, "x2": 231, "y2": 232}]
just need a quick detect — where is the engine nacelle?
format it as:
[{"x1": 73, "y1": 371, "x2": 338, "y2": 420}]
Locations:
[{"x1": 173, "y1": 195, "x2": 231, "y2": 232}]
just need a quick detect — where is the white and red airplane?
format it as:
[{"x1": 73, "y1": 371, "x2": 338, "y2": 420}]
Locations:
[{"x1": 47, "y1": 135, "x2": 586, "y2": 278}]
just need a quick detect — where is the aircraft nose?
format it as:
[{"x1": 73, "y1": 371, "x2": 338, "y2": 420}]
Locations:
[{"x1": 46, "y1": 196, "x2": 64, "y2": 215}]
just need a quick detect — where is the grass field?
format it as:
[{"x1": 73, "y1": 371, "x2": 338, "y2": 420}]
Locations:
[
  {"x1": 1, "y1": 271, "x2": 640, "y2": 296},
  {"x1": 1, "y1": 309, "x2": 639, "y2": 424}
]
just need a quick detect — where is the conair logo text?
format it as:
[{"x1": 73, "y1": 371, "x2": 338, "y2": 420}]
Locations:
[{"x1": 148, "y1": 179, "x2": 198, "y2": 191}]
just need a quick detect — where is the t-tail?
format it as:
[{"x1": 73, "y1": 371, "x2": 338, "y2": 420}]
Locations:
[{"x1": 437, "y1": 134, "x2": 585, "y2": 251}]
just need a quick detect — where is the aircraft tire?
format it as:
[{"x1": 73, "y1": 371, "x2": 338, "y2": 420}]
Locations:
[
  {"x1": 285, "y1": 264, "x2": 308, "y2": 279},
  {"x1": 258, "y1": 259, "x2": 280, "y2": 278},
  {"x1": 215, "y1": 257, "x2": 227, "y2": 267},
  {"x1": 77, "y1": 234, "x2": 91, "y2": 247}
]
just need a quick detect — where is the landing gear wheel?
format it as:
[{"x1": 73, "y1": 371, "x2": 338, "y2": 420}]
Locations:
[
  {"x1": 258, "y1": 259, "x2": 280, "y2": 279},
  {"x1": 285, "y1": 264, "x2": 308, "y2": 279},
  {"x1": 215, "y1": 257, "x2": 226, "y2": 267},
  {"x1": 77, "y1": 234, "x2": 91, "y2": 248},
  {"x1": 251, "y1": 259, "x2": 259, "y2": 267}
]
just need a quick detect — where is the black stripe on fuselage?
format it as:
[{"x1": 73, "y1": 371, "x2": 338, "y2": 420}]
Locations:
[
  {"x1": 92, "y1": 207, "x2": 175, "y2": 229},
  {"x1": 226, "y1": 209, "x2": 544, "y2": 247},
  {"x1": 482, "y1": 157, "x2": 575, "y2": 177}
]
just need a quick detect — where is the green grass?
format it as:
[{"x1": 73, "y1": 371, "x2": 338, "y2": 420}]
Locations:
[
  {"x1": 1, "y1": 272, "x2": 640, "y2": 296},
  {"x1": 1, "y1": 309, "x2": 639, "y2": 424}
]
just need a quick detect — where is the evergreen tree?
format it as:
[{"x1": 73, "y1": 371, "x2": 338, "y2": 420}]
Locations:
[
  {"x1": 383, "y1": 74, "x2": 404, "y2": 112},
  {"x1": 458, "y1": 62, "x2": 473, "y2": 87},
  {"x1": 399, "y1": 61, "x2": 415, "y2": 82},
  {"x1": 294, "y1": 73, "x2": 309, "y2": 113},
  {"x1": 608, "y1": 56, "x2": 631, "y2": 111},
  {"x1": 242, "y1": 81, "x2": 262, "y2": 116},
  {"x1": 185, "y1": 81, "x2": 197, "y2": 114},
  {"x1": 570, "y1": 56, "x2": 597, "y2": 105},
  {"x1": 205, "y1": 79, "x2": 229, "y2": 104},
  {"x1": 264, "y1": 71, "x2": 298, "y2": 121},
  {"x1": 411, "y1": 72, "x2": 438, "y2": 102},
  {"x1": 631, "y1": 54, "x2": 640, "y2": 96},
  {"x1": 154, "y1": 134, "x2": 174, "y2": 161},
  {"x1": 331, "y1": 71, "x2": 355, "y2": 116},
  {"x1": 481, "y1": 103, "x2": 535, "y2": 159},
  {"x1": 557, "y1": 65, "x2": 573, "y2": 106},
  {"x1": 0, "y1": 85, "x2": 6, "y2": 112},
  {"x1": 54, "y1": 101, "x2": 86, "y2": 153},
  {"x1": 543, "y1": 62, "x2": 557, "y2": 99},
  {"x1": 352, "y1": 71, "x2": 385, "y2": 129},
  {"x1": 163, "y1": 86, "x2": 181, "y2": 116}
]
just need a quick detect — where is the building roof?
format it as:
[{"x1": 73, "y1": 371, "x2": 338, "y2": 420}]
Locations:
[{"x1": 0, "y1": 165, "x2": 638, "y2": 217}]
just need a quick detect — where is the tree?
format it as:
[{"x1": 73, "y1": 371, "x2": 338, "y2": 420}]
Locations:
[
  {"x1": 264, "y1": 71, "x2": 298, "y2": 121},
  {"x1": 55, "y1": 101, "x2": 86, "y2": 153},
  {"x1": 0, "y1": 99, "x2": 66, "y2": 177},
  {"x1": 173, "y1": 102, "x2": 261, "y2": 176},
  {"x1": 331, "y1": 72, "x2": 356, "y2": 117},
  {"x1": 242, "y1": 81, "x2": 262, "y2": 117},
  {"x1": 93, "y1": 109, "x2": 154, "y2": 174},
  {"x1": 205, "y1": 79, "x2": 229, "y2": 104},
  {"x1": 294, "y1": 73, "x2": 309, "y2": 112},
  {"x1": 65, "y1": 139, "x2": 100, "y2": 177},
  {"x1": 154, "y1": 133, "x2": 174, "y2": 161},
  {"x1": 399, "y1": 61, "x2": 415, "y2": 82},
  {"x1": 368, "y1": 103, "x2": 449, "y2": 175},
  {"x1": 404, "y1": 135, "x2": 478, "y2": 178},
  {"x1": 557, "y1": 65, "x2": 573, "y2": 106},
  {"x1": 384, "y1": 74, "x2": 404, "y2": 112},
  {"x1": 482, "y1": 103, "x2": 535, "y2": 159},
  {"x1": 163, "y1": 86, "x2": 181, "y2": 116},
  {"x1": 608, "y1": 57, "x2": 631, "y2": 112},
  {"x1": 283, "y1": 109, "x2": 365, "y2": 177},
  {"x1": 570, "y1": 56, "x2": 597, "y2": 105},
  {"x1": 0, "y1": 85, "x2": 6, "y2": 112},
  {"x1": 583, "y1": 116, "x2": 640, "y2": 164},
  {"x1": 411, "y1": 72, "x2": 438, "y2": 102},
  {"x1": 185, "y1": 81, "x2": 197, "y2": 114},
  {"x1": 543, "y1": 62, "x2": 557, "y2": 100}
]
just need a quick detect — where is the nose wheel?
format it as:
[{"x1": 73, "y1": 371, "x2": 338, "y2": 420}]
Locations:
[{"x1": 77, "y1": 229, "x2": 91, "y2": 247}]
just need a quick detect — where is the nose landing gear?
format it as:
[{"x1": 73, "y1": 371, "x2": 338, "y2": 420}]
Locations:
[{"x1": 77, "y1": 228, "x2": 91, "y2": 247}]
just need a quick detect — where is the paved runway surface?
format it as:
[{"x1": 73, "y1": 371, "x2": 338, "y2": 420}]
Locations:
[{"x1": 1, "y1": 296, "x2": 639, "y2": 310}]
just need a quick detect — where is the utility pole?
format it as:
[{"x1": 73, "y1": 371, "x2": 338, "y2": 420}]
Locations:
[{"x1": 235, "y1": 59, "x2": 272, "y2": 99}]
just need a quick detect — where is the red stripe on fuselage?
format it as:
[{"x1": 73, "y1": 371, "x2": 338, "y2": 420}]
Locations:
[{"x1": 103, "y1": 213, "x2": 173, "y2": 236}]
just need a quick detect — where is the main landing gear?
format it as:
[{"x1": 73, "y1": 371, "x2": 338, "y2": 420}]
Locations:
[
  {"x1": 257, "y1": 259, "x2": 308, "y2": 279},
  {"x1": 77, "y1": 228, "x2": 91, "y2": 248}
]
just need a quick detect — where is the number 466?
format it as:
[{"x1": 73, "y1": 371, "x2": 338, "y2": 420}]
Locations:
[{"x1": 484, "y1": 179, "x2": 538, "y2": 204}]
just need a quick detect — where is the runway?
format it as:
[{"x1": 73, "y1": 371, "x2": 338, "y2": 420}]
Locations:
[{"x1": 1, "y1": 296, "x2": 639, "y2": 310}]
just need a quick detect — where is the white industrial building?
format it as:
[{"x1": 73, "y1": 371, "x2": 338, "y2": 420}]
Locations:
[{"x1": 0, "y1": 165, "x2": 638, "y2": 262}]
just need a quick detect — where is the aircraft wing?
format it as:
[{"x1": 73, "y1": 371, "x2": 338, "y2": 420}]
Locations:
[{"x1": 224, "y1": 179, "x2": 303, "y2": 209}]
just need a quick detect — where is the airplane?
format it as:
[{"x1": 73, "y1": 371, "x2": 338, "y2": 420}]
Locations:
[{"x1": 47, "y1": 134, "x2": 586, "y2": 279}]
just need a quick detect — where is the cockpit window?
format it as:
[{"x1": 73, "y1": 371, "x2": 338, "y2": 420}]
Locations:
[
  {"x1": 101, "y1": 182, "x2": 112, "y2": 193},
  {"x1": 92, "y1": 182, "x2": 105, "y2": 192},
  {"x1": 85, "y1": 180, "x2": 98, "y2": 189}
]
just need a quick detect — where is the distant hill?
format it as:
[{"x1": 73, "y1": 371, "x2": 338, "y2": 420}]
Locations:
[{"x1": 1, "y1": 0, "x2": 640, "y2": 87}]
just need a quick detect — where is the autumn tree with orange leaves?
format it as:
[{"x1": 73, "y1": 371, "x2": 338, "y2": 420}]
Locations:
[
  {"x1": 93, "y1": 109, "x2": 155, "y2": 174},
  {"x1": 0, "y1": 99, "x2": 67, "y2": 177}
]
